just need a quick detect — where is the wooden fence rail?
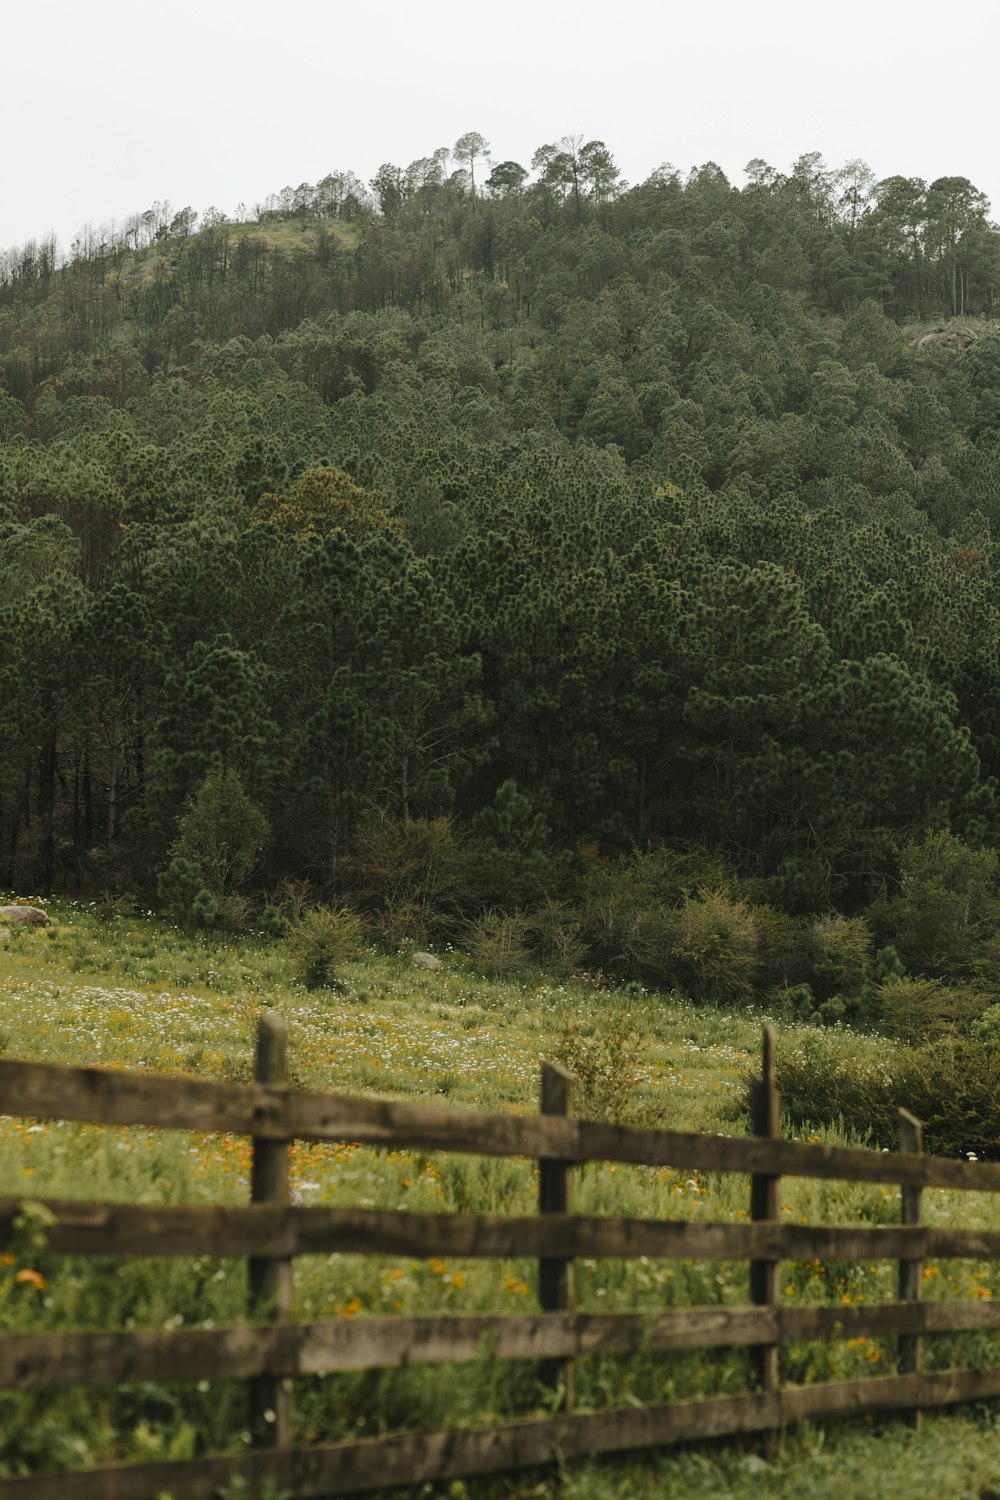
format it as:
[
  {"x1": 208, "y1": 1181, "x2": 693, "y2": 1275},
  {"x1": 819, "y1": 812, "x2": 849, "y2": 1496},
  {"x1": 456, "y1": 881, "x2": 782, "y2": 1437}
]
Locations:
[{"x1": 3, "y1": 1013, "x2": 1000, "y2": 1496}]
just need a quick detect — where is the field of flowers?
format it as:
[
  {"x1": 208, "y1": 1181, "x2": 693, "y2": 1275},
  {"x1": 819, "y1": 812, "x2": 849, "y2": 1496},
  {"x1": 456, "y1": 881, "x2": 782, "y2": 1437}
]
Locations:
[{"x1": 3, "y1": 902, "x2": 1000, "y2": 1497}]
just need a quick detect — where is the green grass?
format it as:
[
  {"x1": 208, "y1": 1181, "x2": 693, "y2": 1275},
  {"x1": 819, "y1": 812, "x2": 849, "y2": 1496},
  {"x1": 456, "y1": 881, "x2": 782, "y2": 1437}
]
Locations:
[{"x1": 2, "y1": 901, "x2": 1000, "y2": 1496}]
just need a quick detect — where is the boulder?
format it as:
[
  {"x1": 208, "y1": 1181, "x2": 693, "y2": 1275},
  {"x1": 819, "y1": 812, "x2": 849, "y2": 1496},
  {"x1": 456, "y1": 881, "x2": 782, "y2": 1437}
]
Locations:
[
  {"x1": 0, "y1": 904, "x2": 48, "y2": 927},
  {"x1": 411, "y1": 951, "x2": 443, "y2": 971},
  {"x1": 913, "y1": 327, "x2": 977, "y2": 352}
]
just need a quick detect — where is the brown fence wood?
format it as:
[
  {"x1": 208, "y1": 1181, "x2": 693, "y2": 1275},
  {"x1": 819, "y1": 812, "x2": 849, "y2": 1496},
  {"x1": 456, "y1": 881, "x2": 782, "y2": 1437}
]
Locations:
[
  {"x1": 9, "y1": 1194, "x2": 1000, "y2": 1264},
  {"x1": 7, "y1": 1368, "x2": 1000, "y2": 1499},
  {"x1": 7, "y1": 1052, "x2": 1000, "y2": 1193},
  {"x1": 538, "y1": 1059, "x2": 575, "y2": 1410},
  {"x1": 898, "y1": 1107, "x2": 924, "y2": 1429},
  {"x1": 248, "y1": 1011, "x2": 293, "y2": 1449},
  {"x1": 750, "y1": 1025, "x2": 780, "y2": 1438},
  {"x1": 8, "y1": 1030, "x2": 1000, "y2": 1498},
  {"x1": 5, "y1": 1301, "x2": 1000, "y2": 1391}
]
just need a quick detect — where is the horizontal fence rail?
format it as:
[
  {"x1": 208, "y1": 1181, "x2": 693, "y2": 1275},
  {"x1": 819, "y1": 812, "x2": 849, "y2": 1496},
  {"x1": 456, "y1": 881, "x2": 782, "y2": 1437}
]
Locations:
[
  {"x1": 4, "y1": 1052, "x2": 1000, "y2": 1191},
  {"x1": 5, "y1": 1300, "x2": 1000, "y2": 1391},
  {"x1": 7, "y1": 1371, "x2": 1000, "y2": 1500},
  {"x1": 4, "y1": 1015, "x2": 1000, "y2": 1497},
  {"x1": 5, "y1": 1194, "x2": 1000, "y2": 1263}
]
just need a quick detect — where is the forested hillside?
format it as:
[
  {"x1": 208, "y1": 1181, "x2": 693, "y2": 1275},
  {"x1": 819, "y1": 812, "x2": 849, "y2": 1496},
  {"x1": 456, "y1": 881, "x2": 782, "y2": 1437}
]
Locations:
[{"x1": 5, "y1": 138, "x2": 1000, "y2": 989}]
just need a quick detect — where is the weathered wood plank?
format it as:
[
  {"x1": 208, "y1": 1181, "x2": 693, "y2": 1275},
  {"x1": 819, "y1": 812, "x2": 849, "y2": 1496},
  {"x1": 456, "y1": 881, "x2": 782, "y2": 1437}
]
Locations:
[
  {"x1": 6, "y1": 1369, "x2": 1000, "y2": 1497},
  {"x1": 7, "y1": 1195, "x2": 1000, "y2": 1263},
  {"x1": 750, "y1": 1025, "x2": 780, "y2": 1419},
  {"x1": 5, "y1": 1301, "x2": 1000, "y2": 1390},
  {"x1": 0, "y1": 1056, "x2": 281, "y2": 1137},
  {"x1": 898, "y1": 1108, "x2": 923, "y2": 1429},
  {"x1": 6, "y1": 1053, "x2": 1000, "y2": 1193},
  {"x1": 249, "y1": 1011, "x2": 293, "y2": 1449},
  {"x1": 538, "y1": 1059, "x2": 575, "y2": 1411}
]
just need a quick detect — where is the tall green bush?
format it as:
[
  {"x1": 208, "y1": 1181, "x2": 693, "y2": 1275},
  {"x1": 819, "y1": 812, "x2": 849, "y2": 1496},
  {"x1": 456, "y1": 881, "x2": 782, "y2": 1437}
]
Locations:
[
  {"x1": 668, "y1": 889, "x2": 758, "y2": 1003},
  {"x1": 875, "y1": 831, "x2": 1000, "y2": 979},
  {"x1": 171, "y1": 767, "x2": 269, "y2": 899}
]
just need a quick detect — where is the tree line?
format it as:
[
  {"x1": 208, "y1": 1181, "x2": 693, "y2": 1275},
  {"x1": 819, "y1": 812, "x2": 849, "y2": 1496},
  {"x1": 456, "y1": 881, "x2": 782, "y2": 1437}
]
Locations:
[{"x1": 3, "y1": 135, "x2": 1000, "y2": 978}]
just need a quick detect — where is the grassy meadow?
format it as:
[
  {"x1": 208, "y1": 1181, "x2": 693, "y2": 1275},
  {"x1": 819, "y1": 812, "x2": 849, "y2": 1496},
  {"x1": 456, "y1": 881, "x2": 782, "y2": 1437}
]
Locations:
[{"x1": 3, "y1": 902, "x2": 1000, "y2": 1497}]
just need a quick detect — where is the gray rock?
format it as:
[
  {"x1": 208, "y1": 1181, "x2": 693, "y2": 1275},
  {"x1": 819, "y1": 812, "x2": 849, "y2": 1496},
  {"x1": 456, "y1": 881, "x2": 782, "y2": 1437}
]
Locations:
[
  {"x1": 0, "y1": 904, "x2": 48, "y2": 927},
  {"x1": 411, "y1": 951, "x2": 443, "y2": 971}
]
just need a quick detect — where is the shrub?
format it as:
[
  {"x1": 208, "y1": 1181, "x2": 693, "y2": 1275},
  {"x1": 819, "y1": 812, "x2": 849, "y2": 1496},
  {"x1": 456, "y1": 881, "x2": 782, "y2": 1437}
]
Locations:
[
  {"x1": 157, "y1": 856, "x2": 216, "y2": 928},
  {"x1": 172, "y1": 767, "x2": 269, "y2": 899},
  {"x1": 876, "y1": 975, "x2": 986, "y2": 1044},
  {"x1": 464, "y1": 910, "x2": 532, "y2": 977},
  {"x1": 972, "y1": 1005, "x2": 1000, "y2": 1047},
  {"x1": 349, "y1": 816, "x2": 480, "y2": 927},
  {"x1": 472, "y1": 779, "x2": 557, "y2": 908},
  {"x1": 772, "y1": 1031, "x2": 1000, "y2": 1158},
  {"x1": 376, "y1": 897, "x2": 440, "y2": 953},
  {"x1": 287, "y1": 906, "x2": 364, "y2": 990},
  {"x1": 803, "y1": 914, "x2": 872, "y2": 1001},
  {"x1": 528, "y1": 898, "x2": 587, "y2": 977},
  {"x1": 258, "y1": 905, "x2": 289, "y2": 939},
  {"x1": 874, "y1": 830, "x2": 1000, "y2": 978},
  {"x1": 552, "y1": 1005, "x2": 644, "y2": 1125},
  {"x1": 754, "y1": 905, "x2": 805, "y2": 991},
  {"x1": 575, "y1": 844, "x2": 730, "y2": 984},
  {"x1": 668, "y1": 889, "x2": 758, "y2": 1003}
]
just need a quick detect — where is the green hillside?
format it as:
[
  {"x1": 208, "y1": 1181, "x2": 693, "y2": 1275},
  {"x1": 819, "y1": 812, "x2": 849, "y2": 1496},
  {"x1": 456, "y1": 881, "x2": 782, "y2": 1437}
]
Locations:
[{"x1": 6, "y1": 144, "x2": 1000, "y2": 1013}]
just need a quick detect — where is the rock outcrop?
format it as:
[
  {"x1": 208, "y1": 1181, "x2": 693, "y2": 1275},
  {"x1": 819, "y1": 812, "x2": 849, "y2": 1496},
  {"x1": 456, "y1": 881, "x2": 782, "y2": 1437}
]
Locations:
[{"x1": 0, "y1": 904, "x2": 49, "y2": 927}]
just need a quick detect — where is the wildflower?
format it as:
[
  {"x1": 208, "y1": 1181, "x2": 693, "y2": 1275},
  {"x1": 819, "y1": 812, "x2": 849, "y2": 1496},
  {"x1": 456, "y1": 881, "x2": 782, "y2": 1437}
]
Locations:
[
  {"x1": 505, "y1": 1276, "x2": 529, "y2": 1295},
  {"x1": 15, "y1": 1268, "x2": 46, "y2": 1288}
]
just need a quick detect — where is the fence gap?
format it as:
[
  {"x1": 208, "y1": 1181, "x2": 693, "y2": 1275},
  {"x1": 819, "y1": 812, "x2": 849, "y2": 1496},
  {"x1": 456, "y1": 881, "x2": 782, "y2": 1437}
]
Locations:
[
  {"x1": 750, "y1": 1024, "x2": 780, "y2": 1450},
  {"x1": 898, "y1": 1106, "x2": 924, "y2": 1429},
  {"x1": 539, "y1": 1059, "x2": 575, "y2": 1412},
  {"x1": 249, "y1": 1010, "x2": 293, "y2": 1448}
]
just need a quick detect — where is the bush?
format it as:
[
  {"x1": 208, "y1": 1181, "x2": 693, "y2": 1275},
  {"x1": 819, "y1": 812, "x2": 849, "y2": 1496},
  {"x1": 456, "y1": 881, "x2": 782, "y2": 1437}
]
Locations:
[
  {"x1": 528, "y1": 898, "x2": 587, "y2": 977},
  {"x1": 874, "y1": 830, "x2": 1000, "y2": 978},
  {"x1": 157, "y1": 856, "x2": 216, "y2": 928},
  {"x1": 258, "y1": 905, "x2": 289, "y2": 939},
  {"x1": 287, "y1": 906, "x2": 364, "y2": 990},
  {"x1": 754, "y1": 905, "x2": 805, "y2": 991},
  {"x1": 876, "y1": 975, "x2": 986, "y2": 1044},
  {"x1": 668, "y1": 889, "x2": 758, "y2": 1002},
  {"x1": 772, "y1": 1031, "x2": 1000, "y2": 1158},
  {"x1": 349, "y1": 816, "x2": 480, "y2": 930},
  {"x1": 575, "y1": 844, "x2": 731, "y2": 984},
  {"x1": 376, "y1": 897, "x2": 440, "y2": 953},
  {"x1": 552, "y1": 1005, "x2": 644, "y2": 1125},
  {"x1": 172, "y1": 767, "x2": 269, "y2": 899},
  {"x1": 803, "y1": 914, "x2": 872, "y2": 1001},
  {"x1": 464, "y1": 910, "x2": 532, "y2": 977}
]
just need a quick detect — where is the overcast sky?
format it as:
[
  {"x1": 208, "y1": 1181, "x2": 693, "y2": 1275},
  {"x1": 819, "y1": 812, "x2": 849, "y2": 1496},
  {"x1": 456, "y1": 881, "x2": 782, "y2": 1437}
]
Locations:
[{"x1": 5, "y1": 0, "x2": 998, "y2": 252}]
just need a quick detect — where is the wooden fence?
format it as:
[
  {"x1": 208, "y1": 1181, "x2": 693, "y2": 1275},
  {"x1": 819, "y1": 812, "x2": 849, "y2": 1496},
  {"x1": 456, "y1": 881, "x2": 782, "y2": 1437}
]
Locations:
[{"x1": 4, "y1": 1015, "x2": 1000, "y2": 1496}]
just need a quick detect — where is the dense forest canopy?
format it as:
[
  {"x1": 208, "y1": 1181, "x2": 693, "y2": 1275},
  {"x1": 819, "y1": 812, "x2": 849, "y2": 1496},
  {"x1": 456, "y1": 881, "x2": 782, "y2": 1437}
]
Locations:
[{"x1": 5, "y1": 135, "x2": 1000, "y2": 956}]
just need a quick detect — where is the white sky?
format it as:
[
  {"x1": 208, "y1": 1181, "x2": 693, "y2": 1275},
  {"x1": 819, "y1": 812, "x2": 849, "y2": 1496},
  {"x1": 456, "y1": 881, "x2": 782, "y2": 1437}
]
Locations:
[{"x1": 5, "y1": 0, "x2": 998, "y2": 251}]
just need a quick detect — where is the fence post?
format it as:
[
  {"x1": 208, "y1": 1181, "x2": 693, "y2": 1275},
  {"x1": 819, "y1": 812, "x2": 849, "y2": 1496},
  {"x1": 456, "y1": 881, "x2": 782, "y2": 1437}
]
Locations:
[
  {"x1": 539, "y1": 1059, "x2": 575, "y2": 1412},
  {"x1": 750, "y1": 1024, "x2": 780, "y2": 1452},
  {"x1": 898, "y1": 1107, "x2": 923, "y2": 1430},
  {"x1": 249, "y1": 1010, "x2": 293, "y2": 1449}
]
